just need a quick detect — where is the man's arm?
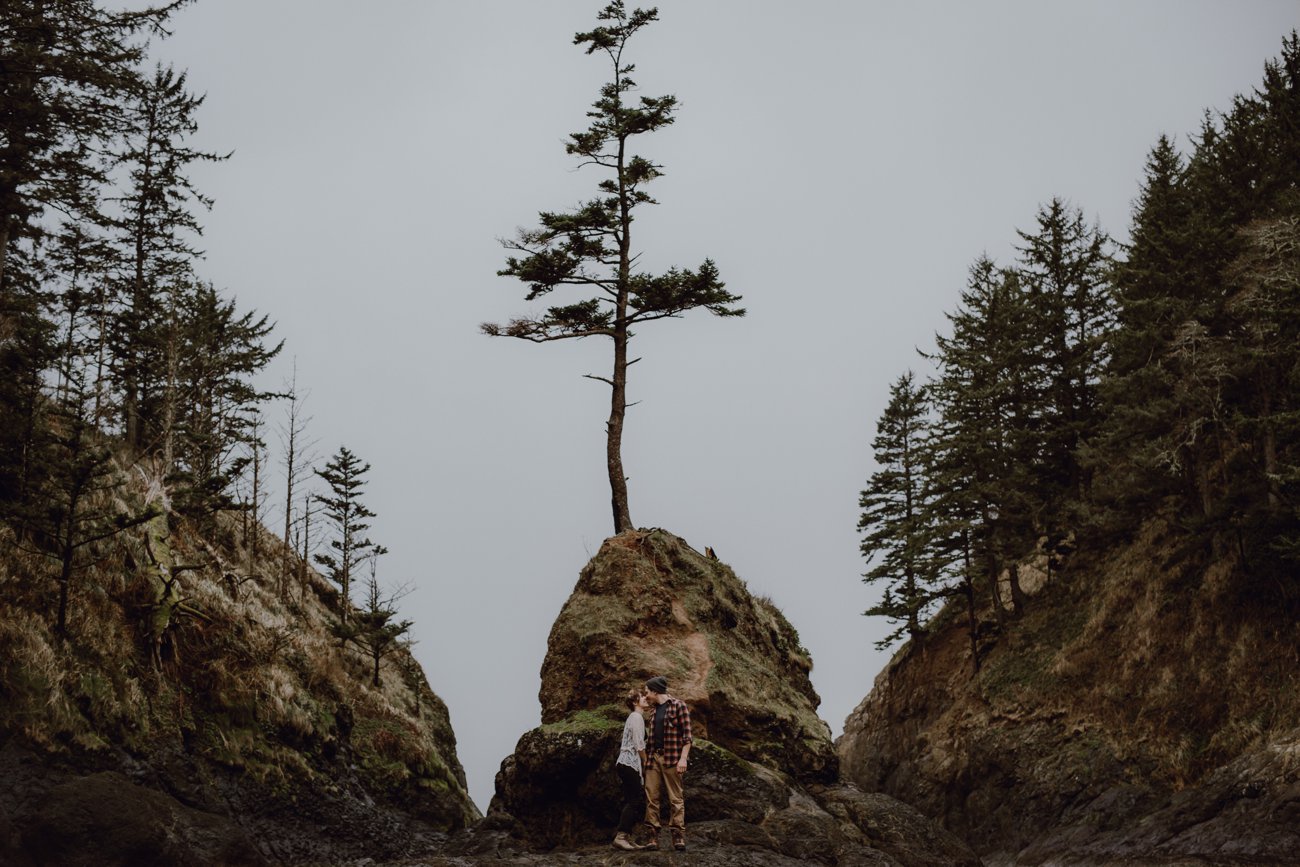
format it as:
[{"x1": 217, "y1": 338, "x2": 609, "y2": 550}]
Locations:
[{"x1": 676, "y1": 701, "x2": 692, "y2": 772}]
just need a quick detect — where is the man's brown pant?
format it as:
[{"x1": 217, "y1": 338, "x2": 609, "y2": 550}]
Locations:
[{"x1": 643, "y1": 753, "x2": 685, "y2": 830}]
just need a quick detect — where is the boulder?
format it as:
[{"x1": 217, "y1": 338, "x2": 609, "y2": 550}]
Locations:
[
  {"x1": 539, "y1": 529, "x2": 836, "y2": 782},
  {"x1": 486, "y1": 529, "x2": 982, "y2": 866},
  {"x1": 1017, "y1": 727, "x2": 1300, "y2": 865},
  {"x1": 19, "y1": 771, "x2": 264, "y2": 867}
]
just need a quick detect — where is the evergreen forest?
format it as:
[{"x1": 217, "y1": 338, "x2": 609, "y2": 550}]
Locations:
[
  {"x1": 859, "y1": 34, "x2": 1300, "y2": 658},
  {"x1": 0, "y1": 1, "x2": 411, "y2": 673}
]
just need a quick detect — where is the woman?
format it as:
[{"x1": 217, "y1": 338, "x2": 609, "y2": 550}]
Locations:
[{"x1": 612, "y1": 688, "x2": 649, "y2": 850}]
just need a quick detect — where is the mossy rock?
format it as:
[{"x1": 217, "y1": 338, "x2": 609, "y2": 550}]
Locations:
[{"x1": 538, "y1": 528, "x2": 837, "y2": 783}]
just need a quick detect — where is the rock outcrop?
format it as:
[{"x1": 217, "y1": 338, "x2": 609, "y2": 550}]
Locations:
[
  {"x1": 0, "y1": 496, "x2": 479, "y2": 866},
  {"x1": 839, "y1": 519, "x2": 1300, "y2": 864},
  {"x1": 537, "y1": 528, "x2": 836, "y2": 781},
  {"x1": 486, "y1": 529, "x2": 981, "y2": 866}
]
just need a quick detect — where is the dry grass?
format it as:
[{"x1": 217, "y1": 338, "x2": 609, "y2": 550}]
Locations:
[
  {"x1": 972, "y1": 516, "x2": 1300, "y2": 785},
  {"x1": 0, "y1": 463, "x2": 476, "y2": 824}
]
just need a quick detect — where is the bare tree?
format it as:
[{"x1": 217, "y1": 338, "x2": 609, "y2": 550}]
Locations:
[
  {"x1": 277, "y1": 359, "x2": 317, "y2": 598},
  {"x1": 294, "y1": 489, "x2": 321, "y2": 602}
]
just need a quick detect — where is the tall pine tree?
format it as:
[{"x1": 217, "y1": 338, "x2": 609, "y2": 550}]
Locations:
[
  {"x1": 484, "y1": 2, "x2": 744, "y2": 534},
  {"x1": 1015, "y1": 198, "x2": 1113, "y2": 505},
  {"x1": 927, "y1": 257, "x2": 1044, "y2": 629},
  {"x1": 314, "y1": 447, "x2": 380, "y2": 625},
  {"x1": 859, "y1": 371, "x2": 941, "y2": 649},
  {"x1": 108, "y1": 64, "x2": 227, "y2": 453}
]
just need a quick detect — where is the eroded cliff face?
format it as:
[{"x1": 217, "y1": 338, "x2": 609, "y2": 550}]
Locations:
[
  {"x1": 0, "y1": 484, "x2": 479, "y2": 867},
  {"x1": 485, "y1": 529, "x2": 982, "y2": 866},
  {"x1": 838, "y1": 519, "x2": 1300, "y2": 864}
]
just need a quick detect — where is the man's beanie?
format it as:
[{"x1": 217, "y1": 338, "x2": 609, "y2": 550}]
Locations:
[{"x1": 645, "y1": 676, "x2": 668, "y2": 694}]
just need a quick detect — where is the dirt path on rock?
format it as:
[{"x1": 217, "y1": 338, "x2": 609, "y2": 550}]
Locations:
[{"x1": 671, "y1": 600, "x2": 713, "y2": 702}]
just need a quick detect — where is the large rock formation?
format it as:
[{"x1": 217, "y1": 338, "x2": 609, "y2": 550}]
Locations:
[
  {"x1": 0, "y1": 494, "x2": 479, "y2": 866},
  {"x1": 839, "y1": 519, "x2": 1300, "y2": 864},
  {"x1": 486, "y1": 529, "x2": 981, "y2": 866},
  {"x1": 538, "y1": 528, "x2": 836, "y2": 781}
]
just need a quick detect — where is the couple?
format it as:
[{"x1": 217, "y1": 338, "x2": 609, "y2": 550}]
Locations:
[{"x1": 612, "y1": 675, "x2": 692, "y2": 852}]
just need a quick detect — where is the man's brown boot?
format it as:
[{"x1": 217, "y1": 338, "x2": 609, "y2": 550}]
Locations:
[
  {"x1": 639, "y1": 826, "x2": 659, "y2": 850},
  {"x1": 671, "y1": 828, "x2": 686, "y2": 851}
]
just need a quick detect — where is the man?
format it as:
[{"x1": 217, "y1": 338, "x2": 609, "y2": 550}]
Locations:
[{"x1": 641, "y1": 675, "x2": 692, "y2": 851}]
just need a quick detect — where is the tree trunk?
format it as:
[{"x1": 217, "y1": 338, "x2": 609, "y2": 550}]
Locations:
[
  {"x1": 0, "y1": 223, "x2": 9, "y2": 291},
  {"x1": 281, "y1": 377, "x2": 298, "y2": 599},
  {"x1": 607, "y1": 325, "x2": 632, "y2": 534},
  {"x1": 964, "y1": 579, "x2": 980, "y2": 674},
  {"x1": 161, "y1": 289, "x2": 179, "y2": 474},
  {"x1": 1261, "y1": 381, "x2": 1281, "y2": 510},
  {"x1": 904, "y1": 563, "x2": 920, "y2": 636},
  {"x1": 1008, "y1": 562, "x2": 1028, "y2": 616},
  {"x1": 56, "y1": 527, "x2": 77, "y2": 641},
  {"x1": 249, "y1": 428, "x2": 261, "y2": 574},
  {"x1": 299, "y1": 492, "x2": 313, "y2": 602},
  {"x1": 608, "y1": 114, "x2": 634, "y2": 535},
  {"x1": 57, "y1": 231, "x2": 85, "y2": 404},
  {"x1": 962, "y1": 532, "x2": 980, "y2": 673},
  {"x1": 986, "y1": 550, "x2": 1008, "y2": 630}
]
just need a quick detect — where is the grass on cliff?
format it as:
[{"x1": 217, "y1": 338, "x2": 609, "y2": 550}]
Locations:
[
  {"x1": 918, "y1": 517, "x2": 1300, "y2": 788},
  {"x1": 542, "y1": 704, "x2": 626, "y2": 735},
  {"x1": 0, "y1": 473, "x2": 476, "y2": 824}
]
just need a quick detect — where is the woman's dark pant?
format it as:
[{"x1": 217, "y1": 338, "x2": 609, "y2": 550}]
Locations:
[{"x1": 616, "y1": 763, "x2": 645, "y2": 834}]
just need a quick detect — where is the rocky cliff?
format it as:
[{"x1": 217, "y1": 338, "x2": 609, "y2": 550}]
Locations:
[
  {"x1": 0, "y1": 467, "x2": 479, "y2": 866},
  {"x1": 839, "y1": 518, "x2": 1300, "y2": 865},
  {"x1": 483, "y1": 528, "x2": 982, "y2": 866}
]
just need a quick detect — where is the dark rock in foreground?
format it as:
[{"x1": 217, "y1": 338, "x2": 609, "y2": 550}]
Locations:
[
  {"x1": 1016, "y1": 727, "x2": 1300, "y2": 866},
  {"x1": 15, "y1": 768, "x2": 264, "y2": 867},
  {"x1": 445, "y1": 773, "x2": 982, "y2": 866},
  {"x1": 0, "y1": 739, "x2": 459, "y2": 866}
]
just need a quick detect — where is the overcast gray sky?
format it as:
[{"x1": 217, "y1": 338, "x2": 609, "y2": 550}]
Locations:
[{"x1": 158, "y1": 1, "x2": 1298, "y2": 810}]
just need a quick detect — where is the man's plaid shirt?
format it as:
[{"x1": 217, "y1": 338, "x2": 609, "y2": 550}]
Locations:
[{"x1": 650, "y1": 697, "x2": 692, "y2": 765}]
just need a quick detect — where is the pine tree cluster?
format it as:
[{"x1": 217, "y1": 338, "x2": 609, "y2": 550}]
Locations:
[
  {"x1": 0, "y1": 1, "x2": 411, "y2": 673},
  {"x1": 859, "y1": 34, "x2": 1300, "y2": 657}
]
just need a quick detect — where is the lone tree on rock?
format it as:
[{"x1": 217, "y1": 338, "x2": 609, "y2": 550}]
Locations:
[{"x1": 483, "y1": 2, "x2": 744, "y2": 534}]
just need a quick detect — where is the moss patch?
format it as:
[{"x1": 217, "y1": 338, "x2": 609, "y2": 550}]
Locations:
[{"x1": 542, "y1": 705, "x2": 625, "y2": 735}]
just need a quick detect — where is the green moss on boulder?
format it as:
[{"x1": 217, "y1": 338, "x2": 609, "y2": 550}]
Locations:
[{"x1": 538, "y1": 528, "x2": 836, "y2": 782}]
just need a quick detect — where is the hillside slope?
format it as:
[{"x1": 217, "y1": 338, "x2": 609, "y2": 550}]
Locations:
[
  {"x1": 0, "y1": 461, "x2": 478, "y2": 866},
  {"x1": 839, "y1": 517, "x2": 1300, "y2": 864}
]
